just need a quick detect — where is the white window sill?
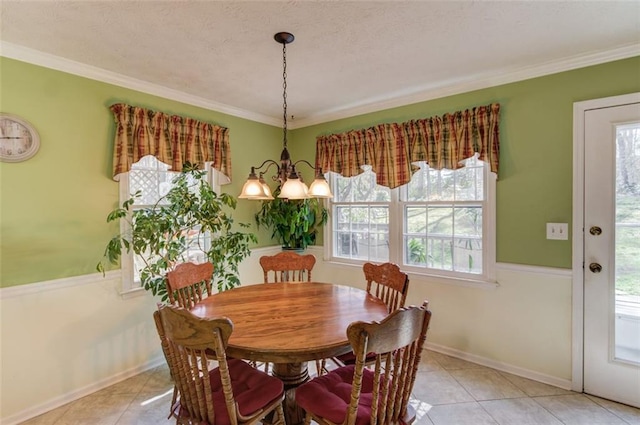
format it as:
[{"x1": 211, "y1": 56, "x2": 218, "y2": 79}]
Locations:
[
  {"x1": 119, "y1": 286, "x2": 147, "y2": 299},
  {"x1": 325, "y1": 259, "x2": 499, "y2": 290},
  {"x1": 405, "y1": 271, "x2": 499, "y2": 290}
]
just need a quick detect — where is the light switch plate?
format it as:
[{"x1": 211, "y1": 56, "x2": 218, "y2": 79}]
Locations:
[{"x1": 547, "y1": 223, "x2": 569, "y2": 240}]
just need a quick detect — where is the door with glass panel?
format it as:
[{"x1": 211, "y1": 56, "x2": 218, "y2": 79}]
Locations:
[{"x1": 583, "y1": 100, "x2": 640, "y2": 408}]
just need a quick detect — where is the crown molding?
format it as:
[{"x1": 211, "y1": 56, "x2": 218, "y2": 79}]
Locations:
[
  {"x1": 291, "y1": 43, "x2": 640, "y2": 128},
  {"x1": 2, "y1": 41, "x2": 638, "y2": 129},
  {"x1": 0, "y1": 41, "x2": 281, "y2": 127}
]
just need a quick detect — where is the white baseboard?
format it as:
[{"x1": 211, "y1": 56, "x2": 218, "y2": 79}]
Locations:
[
  {"x1": 425, "y1": 342, "x2": 573, "y2": 390},
  {"x1": 1, "y1": 356, "x2": 165, "y2": 425},
  {"x1": 3, "y1": 336, "x2": 574, "y2": 424}
]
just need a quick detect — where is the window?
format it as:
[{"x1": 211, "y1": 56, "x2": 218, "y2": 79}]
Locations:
[
  {"x1": 332, "y1": 166, "x2": 391, "y2": 262},
  {"x1": 119, "y1": 156, "x2": 216, "y2": 292},
  {"x1": 328, "y1": 155, "x2": 496, "y2": 283}
]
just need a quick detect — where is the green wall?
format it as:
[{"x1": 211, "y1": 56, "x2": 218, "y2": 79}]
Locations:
[
  {"x1": 1, "y1": 56, "x2": 639, "y2": 287},
  {"x1": 0, "y1": 57, "x2": 280, "y2": 287},
  {"x1": 291, "y1": 56, "x2": 640, "y2": 268}
]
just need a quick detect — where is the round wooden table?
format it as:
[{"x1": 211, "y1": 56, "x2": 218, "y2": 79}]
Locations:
[{"x1": 190, "y1": 281, "x2": 388, "y2": 425}]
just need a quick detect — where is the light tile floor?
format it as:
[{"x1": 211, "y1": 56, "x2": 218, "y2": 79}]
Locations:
[{"x1": 20, "y1": 350, "x2": 640, "y2": 425}]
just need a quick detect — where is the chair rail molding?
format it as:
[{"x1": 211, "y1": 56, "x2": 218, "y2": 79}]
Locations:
[{"x1": 0, "y1": 270, "x2": 121, "y2": 299}]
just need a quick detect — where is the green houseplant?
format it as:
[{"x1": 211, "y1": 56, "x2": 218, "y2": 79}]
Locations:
[
  {"x1": 97, "y1": 163, "x2": 256, "y2": 300},
  {"x1": 254, "y1": 185, "x2": 328, "y2": 250}
]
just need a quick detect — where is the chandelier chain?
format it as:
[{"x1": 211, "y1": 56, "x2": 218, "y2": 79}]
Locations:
[
  {"x1": 282, "y1": 42, "x2": 288, "y2": 149},
  {"x1": 238, "y1": 32, "x2": 333, "y2": 200}
]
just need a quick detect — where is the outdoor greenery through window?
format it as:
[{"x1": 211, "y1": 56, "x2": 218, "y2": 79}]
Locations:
[
  {"x1": 121, "y1": 156, "x2": 212, "y2": 290},
  {"x1": 329, "y1": 155, "x2": 495, "y2": 282},
  {"x1": 615, "y1": 123, "x2": 640, "y2": 297}
]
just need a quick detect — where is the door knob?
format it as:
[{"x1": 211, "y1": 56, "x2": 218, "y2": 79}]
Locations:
[
  {"x1": 590, "y1": 226, "x2": 602, "y2": 236},
  {"x1": 589, "y1": 263, "x2": 602, "y2": 273}
]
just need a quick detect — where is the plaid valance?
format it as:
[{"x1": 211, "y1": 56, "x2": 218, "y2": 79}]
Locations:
[
  {"x1": 315, "y1": 103, "x2": 500, "y2": 189},
  {"x1": 110, "y1": 103, "x2": 231, "y2": 182}
]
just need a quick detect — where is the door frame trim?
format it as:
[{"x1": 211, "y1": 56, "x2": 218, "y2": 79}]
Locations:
[{"x1": 572, "y1": 92, "x2": 640, "y2": 392}]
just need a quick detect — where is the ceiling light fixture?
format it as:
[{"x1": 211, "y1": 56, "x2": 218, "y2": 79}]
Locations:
[{"x1": 238, "y1": 32, "x2": 332, "y2": 201}]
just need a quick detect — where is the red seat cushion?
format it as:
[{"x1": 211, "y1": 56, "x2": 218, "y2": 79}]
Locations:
[
  {"x1": 336, "y1": 350, "x2": 376, "y2": 365},
  {"x1": 336, "y1": 350, "x2": 357, "y2": 364},
  {"x1": 295, "y1": 365, "x2": 374, "y2": 425},
  {"x1": 179, "y1": 359, "x2": 283, "y2": 425}
]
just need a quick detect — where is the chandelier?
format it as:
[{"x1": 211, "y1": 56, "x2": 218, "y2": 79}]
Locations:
[{"x1": 238, "y1": 32, "x2": 332, "y2": 201}]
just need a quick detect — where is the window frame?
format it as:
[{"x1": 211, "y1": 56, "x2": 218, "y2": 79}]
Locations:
[
  {"x1": 118, "y1": 158, "x2": 219, "y2": 295},
  {"x1": 323, "y1": 161, "x2": 497, "y2": 287}
]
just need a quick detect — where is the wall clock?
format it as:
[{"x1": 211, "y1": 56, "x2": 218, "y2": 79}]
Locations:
[{"x1": 0, "y1": 113, "x2": 41, "y2": 162}]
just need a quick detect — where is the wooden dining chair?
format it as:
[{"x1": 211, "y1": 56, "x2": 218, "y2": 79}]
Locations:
[
  {"x1": 165, "y1": 261, "x2": 214, "y2": 309},
  {"x1": 363, "y1": 261, "x2": 410, "y2": 312},
  {"x1": 259, "y1": 251, "x2": 323, "y2": 374},
  {"x1": 167, "y1": 262, "x2": 267, "y2": 372},
  {"x1": 295, "y1": 301, "x2": 431, "y2": 425},
  {"x1": 154, "y1": 304, "x2": 286, "y2": 425},
  {"x1": 161, "y1": 261, "x2": 215, "y2": 415},
  {"x1": 259, "y1": 251, "x2": 316, "y2": 283},
  {"x1": 152, "y1": 305, "x2": 180, "y2": 420},
  {"x1": 327, "y1": 262, "x2": 410, "y2": 370}
]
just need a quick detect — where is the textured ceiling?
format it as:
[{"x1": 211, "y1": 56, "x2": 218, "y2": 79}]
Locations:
[{"x1": 1, "y1": 1, "x2": 639, "y2": 127}]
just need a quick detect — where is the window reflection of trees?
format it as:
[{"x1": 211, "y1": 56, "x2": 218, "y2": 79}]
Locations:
[
  {"x1": 615, "y1": 124, "x2": 640, "y2": 297},
  {"x1": 331, "y1": 156, "x2": 486, "y2": 275}
]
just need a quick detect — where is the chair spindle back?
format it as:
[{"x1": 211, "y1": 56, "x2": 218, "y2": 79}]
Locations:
[
  {"x1": 166, "y1": 262, "x2": 214, "y2": 309},
  {"x1": 363, "y1": 262, "x2": 409, "y2": 312},
  {"x1": 154, "y1": 305, "x2": 233, "y2": 425},
  {"x1": 346, "y1": 301, "x2": 431, "y2": 425},
  {"x1": 260, "y1": 251, "x2": 316, "y2": 283}
]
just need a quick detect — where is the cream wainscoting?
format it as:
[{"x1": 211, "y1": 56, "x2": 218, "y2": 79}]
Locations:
[
  {"x1": 308, "y1": 247, "x2": 574, "y2": 390},
  {"x1": 0, "y1": 271, "x2": 164, "y2": 425},
  {"x1": 0, "y1": 246, "x2": 572, "y2": 424}
]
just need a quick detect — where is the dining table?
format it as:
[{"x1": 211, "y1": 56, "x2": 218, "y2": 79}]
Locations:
[{"x1": 190, "y1": 281, "x2": 389, "y2": 425}]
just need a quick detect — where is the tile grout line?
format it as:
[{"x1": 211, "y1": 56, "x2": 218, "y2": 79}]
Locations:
[
  {"x1": 443, "y1": 358, "x2": 564, "y2": 425},
  {"x1": 528, "y1": 395, "x2": 571, "y2": 425},
  {"x1": 582, "y1": 395, "x2": 635, "y2": 425},
  {"x1": 112, "y1": 371, "x2": 153, "y2": 425}
]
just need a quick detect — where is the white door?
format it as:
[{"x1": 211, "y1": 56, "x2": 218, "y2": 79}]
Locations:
[{"x1": 583, "y1": 98, "x2": 640, "y2": 408}]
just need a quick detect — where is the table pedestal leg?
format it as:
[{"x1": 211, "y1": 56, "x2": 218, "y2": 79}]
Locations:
[{"x1": 272, "y1": 362, "x2": 309, "y2": 425}]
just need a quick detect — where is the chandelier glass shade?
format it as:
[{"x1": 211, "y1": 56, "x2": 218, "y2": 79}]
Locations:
[{"x1": 238, "y1": 32, "x2": 332, "y2": 201}]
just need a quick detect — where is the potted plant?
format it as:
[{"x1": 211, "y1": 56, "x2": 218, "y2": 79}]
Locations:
[
  {"x1": 254, "y1": 185, "x2": 329, "y2": 251},
  {"x1": 97, "y1": 163, "x2": 256, "y2": 300}
]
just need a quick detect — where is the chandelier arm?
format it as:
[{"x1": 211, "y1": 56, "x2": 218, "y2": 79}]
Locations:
[
  {"x1": 251, "y1": 159, "x2": 281, "y2": 173},
  {"x1": 291, "y1": 159, "x2": 317, "y2": 171}
]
